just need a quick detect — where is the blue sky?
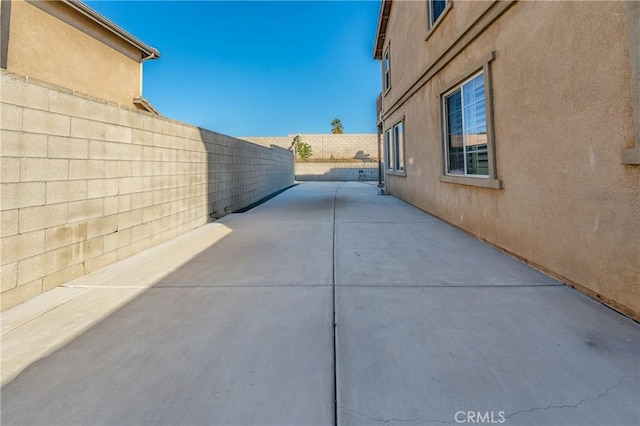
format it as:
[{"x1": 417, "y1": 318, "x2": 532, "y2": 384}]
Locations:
[{"x1": 86, "y1": 1, "x2": 382, "y2": 136}]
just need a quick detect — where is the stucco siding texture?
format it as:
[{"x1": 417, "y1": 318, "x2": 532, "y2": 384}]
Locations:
[
  {"x1": 0, "y1": 71, "x2": 294, "y2": 310},
  {"x1": 380, "y1": 1, "x2": 639, "y2": 318},
  {"x1": 7, "y1": 0, "x2": 141, "y2": 107}
]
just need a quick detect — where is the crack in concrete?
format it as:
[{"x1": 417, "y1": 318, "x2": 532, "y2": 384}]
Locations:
[
  {"x1": 504, "y1": 375, "x2": 639, "y2": 420},
  {"x1": 341, "y1": 407, "x2": 455, "y2": 425},
  {"x1": 341, "y1": 376, "x2": 639, "y2": 425}
]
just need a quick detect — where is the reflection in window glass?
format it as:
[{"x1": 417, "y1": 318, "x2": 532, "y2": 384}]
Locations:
[
  {"x1": 384, "y1": 49, "x2": 391, "y2": 91},
  {"x1": 385, "y1": 129, "x2": 393, "y2": 171},
  {"x1": 394, "y1": 122, "x2": 404, "y2": 171},
  {"x1": 430, "y1": 0, "x2": 446, "y2": 26},
  {"x1": 446, "y1": 90, "x2": 464, "y2": 174},
  {"x1": 445, "y1": 72, "x2": 488, "y2": 176}
]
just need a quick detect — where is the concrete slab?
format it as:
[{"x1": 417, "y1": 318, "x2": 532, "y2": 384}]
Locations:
[
  {"x1": 2, "y1": 287, "x2": 146, "y2": 385},
  {"x1": 335, "y1": 188, "x2": 400, "y2": 206},
  {"x1": 219, "y1": 183, "x2": 337, "y2": 225},
  {"x1": 336, "y1": 199, "x2": 440, "y2": 224},
  {"x1": 1, "y1": 287, "x2": 334, "y2": 425},
  {"x1": 336, "y1": 286, "x2": 640, "y2": 426},
  {"x1": 155, "y1": 222, "x2": 333, "y2": 287},
  {"x1": 2, "y1": 181, "x2": 638, "y2": 426},
  {"x1": 335, "y1": 222, "x2": 559, "y2": 286},
  {"x1": 1, "y1": 286, "x2": 87, "y2": 335},
  {"x1": 1, "y1": 183, "x2": 337, "y2": 425},
  {"x1": 1, "y1": 222, "x2": 234, "y2": 386},
  {"x1": 61, "y1": 221, "x2": 234, "y2": 289},
  {"x1": 334, "y1": 183, "x2": 440, "y2": 224}
]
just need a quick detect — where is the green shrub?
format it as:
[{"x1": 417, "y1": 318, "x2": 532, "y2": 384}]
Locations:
[{"x1": 293, "y1": 135, "x2": 312, "y2": 160}]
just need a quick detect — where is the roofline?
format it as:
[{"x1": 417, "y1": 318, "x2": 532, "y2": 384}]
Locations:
[
  {"x1": 64, "y1": 0, "x2": 160, "y2": 60},
  {"x1": 133, "y1": 96, "x2": 160, "y2": 115},
  {"x1": 373, "y1": 0, "x2": 392, "y2": 60}
]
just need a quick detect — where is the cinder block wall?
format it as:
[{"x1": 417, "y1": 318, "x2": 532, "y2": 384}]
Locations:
[
  {"x1": 0, "y1": 71, "x2": 294, "y2": 310},
  {"x1": 241, "y1": 134, "x2": 379, "y2": 181},
  {"x1": 241, "y1": 133, "x2": 379, "y2": 161},
  {"x1": 295, "y1": 162, "x2": 378, "y2": 181}
]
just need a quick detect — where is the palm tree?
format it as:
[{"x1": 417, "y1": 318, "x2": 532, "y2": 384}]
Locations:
[{"x1": 331, "y1": 118, "x2": 344, "y2": 134}]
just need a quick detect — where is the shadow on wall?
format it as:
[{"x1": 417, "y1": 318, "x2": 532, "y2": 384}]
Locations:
[
  {"x1": 354, "y1": 150, "x2": 376, "y2": 162},
  {"x1": 239, "y1": 134, "x2": 379, "y2": 162},
  {"x1": 296, "y1": 167, "x2": 379, "y2": 182},
  {"x1": 198, "y1": 128, "x2": 295, "y2": 220},
  {"x1": 0, "y1": 70, "x2": 295, "y2": 311}
]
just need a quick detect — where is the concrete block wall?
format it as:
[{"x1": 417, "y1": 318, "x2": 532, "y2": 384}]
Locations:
[
  {"x1": 241, "y1": 133, "x2": 379, "y2": 161},
  {"x1": 0, "y1": 71, "x2": 294, "y2": 310},
  {"x1": 241, "y1": 134, "x2": 379, "y2": 181},
  {"x1": 295, "y1": 162, "x2": 378, "y2": 181}
]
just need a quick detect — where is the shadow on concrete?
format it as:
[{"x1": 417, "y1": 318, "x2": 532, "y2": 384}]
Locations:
[
  {"x1": 2, "y1": 182, "x2": 639, "y2": 426},
  {"x1": 0, "y1": 184, "x2": 337, "y2": 425}
]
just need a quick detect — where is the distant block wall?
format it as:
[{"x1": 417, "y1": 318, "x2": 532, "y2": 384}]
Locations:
[
  {"x1": 241, "y1": 133, "x2": 379, "y2": 161},
  {"x1": 295, "y1": 162, "x2": 378, "y2": 181},
  {"x1": 241, "y1": 133, "x2": 379, "y2": 181},
  {"x1": 0, "y1": 71, "x2": 294, "y2": 310}
]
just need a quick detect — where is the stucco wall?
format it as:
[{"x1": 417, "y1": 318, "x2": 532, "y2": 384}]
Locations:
[
  {"x1": 379, "y1": 1, "x2": 639, "y2": 318},
  {"x1": 0, "y1": 71, "x2": 294, "y2": 310},
  {"x1": 241, "y1": 134, "x2": 378, "y2": 161},
  {"x1": 5, "y1": 0, "x2": 142, "y2": 107}
]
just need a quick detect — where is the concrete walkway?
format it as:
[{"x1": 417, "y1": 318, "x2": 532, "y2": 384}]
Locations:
[{"x1": 1, "y1": 182, "x2": 638, "y2": 425}]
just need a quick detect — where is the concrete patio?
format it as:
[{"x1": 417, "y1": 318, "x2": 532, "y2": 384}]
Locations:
[{"x1": 1, "y1": 182, "x2": 638, "y2": 425}]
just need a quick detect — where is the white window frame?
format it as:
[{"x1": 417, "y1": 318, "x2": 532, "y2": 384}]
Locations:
[
  {"x1": 427, "y1": 0, "x2": 453, "y2": 29},
  {"x1": 443, "y1": 71, "x2": 487, "y2": 177},
  {"x1": 384, "y1": 119, "x2": 406, "y2": 176},
  {"x1": 384, "y1": 129, "x2": 393, "y2": 171},
  {"x1": 439, "y1": 52, "x2": 501, "y2": 189},
  {"x1": 383, "y1": 46, "x2": 391, "y2": 92},
  {"x1": 426, "y1": 0, "x2": 452, "y2": 41},
  {"x1": 393, "y1": 121, "x2": 404, "y2": 172}
]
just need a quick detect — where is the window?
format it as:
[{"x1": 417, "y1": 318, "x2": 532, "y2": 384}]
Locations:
[
  {"x1": 383, "y1": 47, "x2": 391, "y2": 92},
  {"x1": 440, "y1": 55, "x2": 501, "y2": 189},
  {"x1": 428, "y1": 0, "x2": 447, "y2": 27},
  {"x1": 444, "y1": 72, "x2": 488, "y2": 176},
  {"x1": 393, "y1": 122, "x2": 404, "y2": 171},
  {"x1": 384, "y1": 121, "x2": 405, "y2": 174},
  {"x1": 385, "y1": 129, "x2": 393, "y2": 171}
]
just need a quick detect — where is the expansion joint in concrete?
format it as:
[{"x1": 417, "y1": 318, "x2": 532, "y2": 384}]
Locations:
[{"x1": 332, "y1": 185, "x2": 339, "y2": 426}]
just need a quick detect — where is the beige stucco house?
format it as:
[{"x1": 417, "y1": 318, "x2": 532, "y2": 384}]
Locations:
[
  {"x1": 374, "y1": 0, "x2": 639, "y2": 320},
  {"x1": 1, "y1": 0, "x2": 159, "y2": 112}
]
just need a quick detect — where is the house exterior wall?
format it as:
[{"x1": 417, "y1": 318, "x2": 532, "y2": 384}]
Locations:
[
  {"x1": 0, "y1": 71, "x2": 294, "y2": 311},
  {"x1": 377, "y1": 0, "x2": 639, "y2": 319},
  {"x1": 4, "y1": 0, "x2": 142, "y2": 107}
]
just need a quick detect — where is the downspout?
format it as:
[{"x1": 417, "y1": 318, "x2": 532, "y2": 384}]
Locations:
[
  {"x1": 133, "y1": 52, "x2": 161, "y2": 114},
  {"x1": 139, "y1": 51, "x2": 158, "y2": 97},
  {"x1": 0, "y1": 0, "x2": 12, "y2": 69}
]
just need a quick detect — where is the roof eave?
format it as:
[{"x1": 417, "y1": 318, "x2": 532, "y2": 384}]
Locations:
[
  {"x1": 64, "y1": 0, "x2": 160, "y2": 60},
  {"x1": 373, "y1": 0, "x2": 392, "y2": 60},
  {"x1": 133, "y1": 96, "x2": 160, "y2": 115}
]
